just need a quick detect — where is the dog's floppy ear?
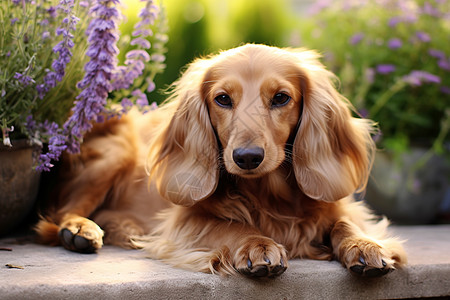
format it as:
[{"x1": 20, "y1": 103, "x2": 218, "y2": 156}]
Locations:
[
  {"x1": 290, "y1": 49, "x2": 375, "y2": 202},
  {"x1": 147, "y1": 59, "x2": 219, "y2": 206}
]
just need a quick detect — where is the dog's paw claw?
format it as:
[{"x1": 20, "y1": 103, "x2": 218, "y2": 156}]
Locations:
[
  {"x1": 270, "y1": 260, "x2": 288, "y2": 278},
  {"x1": 59, "y1": 228, "x2": 98, "y2": 254},
  {"x1": 239, "y1": 264, "x2": 269, "y2": 277},
  {"x1": 235, "y1": 236, "x2": 288, "y2": 278},
  {"x1": 58, "y1": 216, "x2": 103, "y2": 253},
  {"x1": 350, "y1": 256, "x2": 393, "y2": 277}
]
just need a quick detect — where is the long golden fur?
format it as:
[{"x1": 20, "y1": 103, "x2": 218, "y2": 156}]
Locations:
[{"x1": 36, "y1": 44, "x2": 406, "y2": 278}]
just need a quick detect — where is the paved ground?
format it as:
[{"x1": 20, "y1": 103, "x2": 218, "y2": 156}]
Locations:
[{"x1": 1, "y1": 225, "x2": 449, "y2": 299}]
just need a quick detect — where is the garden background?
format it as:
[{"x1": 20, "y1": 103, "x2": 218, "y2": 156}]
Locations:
[{"x1": 0, "y1": 0, "x2": 449, "y2": 234}]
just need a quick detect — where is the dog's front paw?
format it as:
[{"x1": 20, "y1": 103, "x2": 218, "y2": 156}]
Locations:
[
  {"x1": 339, "y1": 238, "x2": 402, "y2": 277},
  {"x1": 234, "y1": 236, "x2": 288, "y2": 278},
  {"x1": 59, "y1": 215, "x2": 104, "y2": 253}
]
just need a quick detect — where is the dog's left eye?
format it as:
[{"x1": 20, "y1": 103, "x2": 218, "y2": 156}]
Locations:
[
  {"x1": 214, "y1": 94, "x2": 233, "y2": 108},
  {"x1": 271, "y1": 93, "x2": 291, "y2": 107}
]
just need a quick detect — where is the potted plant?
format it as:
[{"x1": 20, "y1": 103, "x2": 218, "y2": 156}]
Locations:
[
  {"x1": 0, "y1": 0, "x2": 168, "y2": 235},
  {"x1": 298, "y1": 0, "x2": 450, "y2": 224}
]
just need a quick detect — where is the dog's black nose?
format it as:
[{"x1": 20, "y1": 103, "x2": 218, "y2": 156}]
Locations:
[{"x1": 233, "y1": 147, "x2": 264, "y2": 170}]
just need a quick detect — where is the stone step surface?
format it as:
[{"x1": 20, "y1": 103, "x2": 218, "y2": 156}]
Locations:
[{"x1": 1, "y1": 225, "x2": 449, "y2": 300}]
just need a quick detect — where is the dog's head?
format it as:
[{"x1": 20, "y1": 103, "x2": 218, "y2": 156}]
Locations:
[{"x1": 148, "y1": 44, "x2": 375, "y2": 206}]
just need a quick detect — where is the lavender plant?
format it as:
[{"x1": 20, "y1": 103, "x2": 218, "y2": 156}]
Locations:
[
  {"x1": 0, "y1": 0, "x2": 168, "y2": 171},
  {"x1": 299, "y1": 0, "x2": 450, "y2": 158}
]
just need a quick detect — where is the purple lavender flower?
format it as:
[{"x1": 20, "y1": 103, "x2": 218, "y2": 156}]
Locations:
[
  {"x1": 376, "y1": 64, "x2": 396, "y2": 74},
  {"x1": 358, "y1": 108, "x2": 369, "y2": 118},
  {"x1": 23, "y1": 115, "x2": 68, "y2": 171},
  {"x1": 64, "y1": 0, "x2": 120, "y2": 153},
  {"x1": 416, "y1": 31, "x2": 431, "y2": 43},
  {"x1": 149, "y1": 102, "x2": 158, "y2": 110},
  {"x1": 35, "y1": 121, "x2": 67, "y2": 172},
  {"x1": 402, "y1": 70, "x2": 441, "y2": 86},
  {"x1": 130, "y1": 37, "x2": 151, "y2": 49},
  {"x1": 428, "y1": 49, "x2": 446, "y2": 60},
  {"x1": 133, "y1": 0, "x2": 159, "y2": 38},
  {"x1": 388, "y1": 38, "x2": 402, "y2": 49},
  {"x1": 422, "y1": 1, "x2": 441, "y2": 17},
  {"x1": 120, "y1": 97, "x2": 133, "y2": 113},
  {"x1": 112, "y1": 0, "x2": 158, "y2": 92},
  {"x1": 47, "y1": 6, "x2": 57, "y2": 18},
  {"x1": 132, "y1": 89, "x2": 148, "y2": 107},
  {"x1": 151, "y1": 53, "x2": 165, "y2": 62},
  {"x1": 14, "y1": 72, "x2": 35, "y2": 87},
  {"x1": 11, "y1": 18, "x2": 19, "y2": 25},
  {"x1": 24, "y1": 115, "x2": 37, "y2": 135},
  {"x1": 146, "y1": 78, "x2": 155, "y2": 92},
  {"x1": 440, "y1": 86, "x2": 450, "y2": 95},
  {"x1": 132, "y1": 29, "x2": 153, "y2": 37},
  {"x1": 438, "y1": 59, "x2": 450, "y2": 71},
  {"x1": 126, "y1": 49, "x2": 151, "y2": 61},
  {"x1": 388, "y1": 17, "x2": 400, "y2": 27},
  {"x1": 349, "y1": 33, "x2": 364, "y2": 45},
  {"x1": 38, "y1": 0, "x2": 79, "y2": 99},
  {"x1": 42, "y1": 31, "x2": 51, "y2": 39}
]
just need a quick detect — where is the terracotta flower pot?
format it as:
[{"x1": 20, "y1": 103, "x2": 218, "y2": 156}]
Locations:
[{"x1": 0, "y1": 140, "x2": 41, "y2": 236}]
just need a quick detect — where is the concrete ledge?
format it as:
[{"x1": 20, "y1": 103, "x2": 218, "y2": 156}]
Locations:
[{"x1": 1, "y1": 225, "x2": 449, "y2": 299}]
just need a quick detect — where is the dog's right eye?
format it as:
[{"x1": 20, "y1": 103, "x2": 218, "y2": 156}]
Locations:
[{"x1": 214, "y1": 94, "x2": 233, "y2": 108}]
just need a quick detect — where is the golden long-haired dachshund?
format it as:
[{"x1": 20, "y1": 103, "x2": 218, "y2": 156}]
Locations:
[{"x1": 36, "y1": 44, "x2": 406, "y2": 278}]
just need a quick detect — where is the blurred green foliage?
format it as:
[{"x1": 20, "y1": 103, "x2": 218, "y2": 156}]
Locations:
[{"x1": 145, "y1": 0, "x2": 297, "y2": 103}]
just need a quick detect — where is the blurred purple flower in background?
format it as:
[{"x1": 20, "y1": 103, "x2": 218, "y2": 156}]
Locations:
[
  {"x1": 438, "y1": 59, "x2": 450, "y2": 71},
  {"x1": 422, "y1": 1, "x2": 441, "y2": 17},
  {"x1": 402, "y1": 70, "x2": 441, "y2": 86},
  {"x1": 388, "y1": 38, "x2": 402, "y2": 49},
  {"x1": 112, "y1": 0, "x2": 158, "y2": 93},
  {"x1": 440, "y1": 86, "x2": 450, "y2": 95},
  {"x1": 376, "y1": 64, "x2": 396, "y2": 74},
  {"x1": 388, "y1": 16, "x2": 401, "y2": 27},
  {"x1": 349, "y1": 33, "x2": 364, "y2": 45},
  {"x1": 415, "y1": 31, "x2": 431, "y2": 43},
  {"x1": 130, "y1": 37, "x2": 151, "y2": 48},
  {"x1": 146, "y1": 78, "x2": 156, "y2": 92},
  {"x1": 428, "y1": 49, "x2": 445, "y2": 60}
]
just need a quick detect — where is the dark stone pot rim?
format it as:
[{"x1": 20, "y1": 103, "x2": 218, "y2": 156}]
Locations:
[{"x1": 0, "y1": 139, "x2": 41, "y2": 152}]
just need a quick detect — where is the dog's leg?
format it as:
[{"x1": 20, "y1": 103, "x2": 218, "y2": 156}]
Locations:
[
  {"x1": 330, "y1": 217, "x2": 407, "y2": 277},
  {"x1": 36, "y1": 138, "x2": 136, "y2": 253},
  {"x1": 139, "y1": 208, "x2": 288, "y2": 277},
  {"x1": 35, "y1": 177, "x2": 113, "y2": 253},
  {"x1": 92, "y1": 210, "x2": 146, "y2": 249}
]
